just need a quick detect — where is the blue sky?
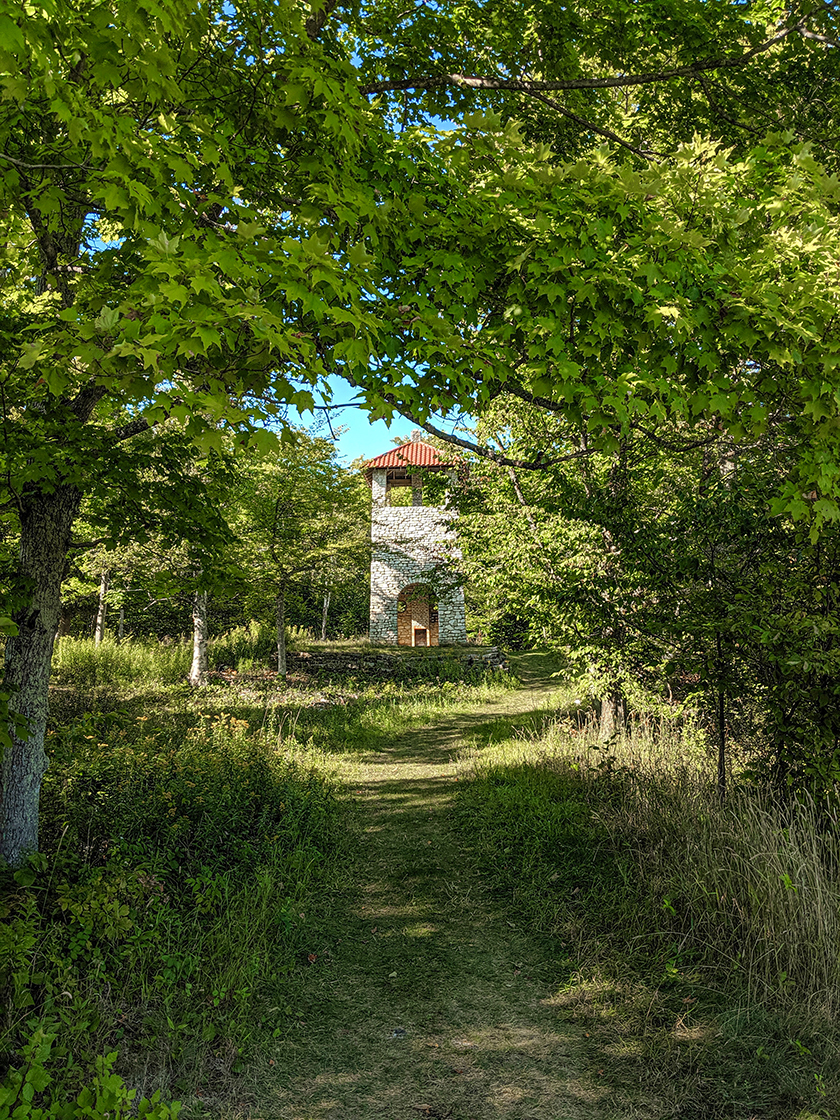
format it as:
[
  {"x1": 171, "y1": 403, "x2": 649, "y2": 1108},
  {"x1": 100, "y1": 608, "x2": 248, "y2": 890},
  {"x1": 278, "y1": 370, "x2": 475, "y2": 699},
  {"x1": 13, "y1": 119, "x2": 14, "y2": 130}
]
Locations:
[
  {"x1": 315, "y1": 403, "x2": 419, "y2": 464},
  {"x1": 286, "y1": 376, "x2": 420, "y2": 464}
]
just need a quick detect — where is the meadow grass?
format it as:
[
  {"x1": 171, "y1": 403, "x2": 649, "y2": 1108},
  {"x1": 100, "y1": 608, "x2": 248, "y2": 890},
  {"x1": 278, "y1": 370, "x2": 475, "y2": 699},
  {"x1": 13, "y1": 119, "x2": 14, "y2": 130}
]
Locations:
[
  {"x1": 1, "y1": 634, "x2": 512, "y2": 1118},
  {"x1": 454, "y1": 695, "x2": 840, "y2": 1119}
]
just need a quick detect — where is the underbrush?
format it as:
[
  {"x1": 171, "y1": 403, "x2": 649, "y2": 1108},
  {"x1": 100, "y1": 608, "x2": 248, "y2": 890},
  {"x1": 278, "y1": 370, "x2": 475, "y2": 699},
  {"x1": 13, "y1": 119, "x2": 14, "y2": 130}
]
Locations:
[
  {"x1": 455, "y1": 717, "x2": 840, "y2": 1119},
  {"x1": 51, "y1": 629, "x2": 505, "y2": 690},
  {"x1": 52, "y1": 636, "x2": 192, "y2": 688},
  {"x1": 1, "y1": 708, "x2": 343, "y2": 1115},
  {"x1": 51, "y1": 625, "x2": 292, "y2": 685}
]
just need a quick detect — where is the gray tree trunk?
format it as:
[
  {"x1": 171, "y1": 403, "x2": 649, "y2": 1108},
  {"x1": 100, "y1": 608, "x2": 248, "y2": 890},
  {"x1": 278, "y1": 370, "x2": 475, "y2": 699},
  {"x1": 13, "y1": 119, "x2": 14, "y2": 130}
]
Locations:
[
  {"x1": 94, "y1": 569, "x2": 110, "y2": 646},
  {"x1": 2, "y1": 484, "x2": 81, "y2": 866},
  {"x1": 117, "y1": 605, "x2": 125, "y2": 642},
  {"x1": 276, "y1": 588, "x2": 287, "y2": 679},
  {"x1": 321, "y1": 590, "x2": 330, "y2": 642},
  {"x1": 189, "y1": 591, "x2": 209, "y2": 686}
]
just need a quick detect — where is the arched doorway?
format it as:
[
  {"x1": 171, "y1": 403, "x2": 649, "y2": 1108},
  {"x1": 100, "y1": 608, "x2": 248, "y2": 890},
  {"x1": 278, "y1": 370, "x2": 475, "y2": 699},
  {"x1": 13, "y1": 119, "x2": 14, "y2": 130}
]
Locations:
[{"x1": 397, "y1": 583, "x2": 439, "y2": 647}]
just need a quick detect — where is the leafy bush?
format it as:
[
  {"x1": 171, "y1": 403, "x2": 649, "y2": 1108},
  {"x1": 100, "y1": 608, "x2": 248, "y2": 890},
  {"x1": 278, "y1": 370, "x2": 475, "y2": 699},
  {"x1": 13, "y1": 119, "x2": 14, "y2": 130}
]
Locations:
[{"x1": 0, "y1": 1032, "x2": 178, "y2": 1120}]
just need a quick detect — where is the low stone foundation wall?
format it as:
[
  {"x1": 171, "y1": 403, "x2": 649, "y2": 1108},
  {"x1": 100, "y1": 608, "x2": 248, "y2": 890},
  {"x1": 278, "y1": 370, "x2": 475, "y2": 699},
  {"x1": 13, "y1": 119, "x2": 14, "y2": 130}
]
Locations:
[{"x1": 287, "y1": 646, "x2": 509, "y2": 680}]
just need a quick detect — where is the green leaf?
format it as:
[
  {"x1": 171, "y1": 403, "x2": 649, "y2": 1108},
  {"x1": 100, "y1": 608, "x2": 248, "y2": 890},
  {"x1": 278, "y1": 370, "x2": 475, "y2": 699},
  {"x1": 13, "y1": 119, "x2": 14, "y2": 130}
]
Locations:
[{"x1": 95, "y1": 307, "x2": 119, "y2": 332}]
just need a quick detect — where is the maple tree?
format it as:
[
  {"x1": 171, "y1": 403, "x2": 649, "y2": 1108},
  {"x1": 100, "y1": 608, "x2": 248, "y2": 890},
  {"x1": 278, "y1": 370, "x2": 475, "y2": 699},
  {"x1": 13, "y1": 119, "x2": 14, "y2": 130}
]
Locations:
[
  {"x1": 224, "y1": 430, "x2": 369, "y2": 678},
  {"x1": 3, "y1": 0, "x2": 840, "y2": 862}
]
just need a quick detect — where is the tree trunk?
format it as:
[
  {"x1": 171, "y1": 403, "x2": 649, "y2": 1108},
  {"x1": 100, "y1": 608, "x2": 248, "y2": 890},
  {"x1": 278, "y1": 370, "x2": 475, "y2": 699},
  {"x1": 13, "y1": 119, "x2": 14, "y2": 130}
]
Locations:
[
  {"x1": 321, "y1": 590, "x2": 330, "y2": 642},
  {"x1": 716, "y1": 631, "x2": 727, "y2": 801},
  {"x1": 94, "y1": 569, "x2": 110, "y2": 646},
  {"x1": 276, "y1": 588, "x2": 287, "y2": 679},
  {"x1": 599, "y1": 688, "x2": 625, "y2": 742},
  {"x1": 717, "y1": 685, "x2": 727, "y2": 801},
  {"x1": 56, "y1": 607, "x2": 70, "y2": 641},
  {"x1": 2, "y1": 484, "x2": 81, "y2": 866},
  {"x1": 189, "y1": 591, "x2": 209, "y2": 686},
  {"x1": 117, "y1": 605, "x2": 125, "y2": 643}
]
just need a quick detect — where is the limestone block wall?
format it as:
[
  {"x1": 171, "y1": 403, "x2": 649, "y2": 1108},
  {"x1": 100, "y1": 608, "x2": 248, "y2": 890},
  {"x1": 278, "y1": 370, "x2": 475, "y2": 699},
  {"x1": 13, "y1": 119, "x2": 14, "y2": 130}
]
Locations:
[
  {"x1": 285, "y1": 646, "x2": 509, "y2": 680},
  {"x1": 369, "y1": 505, "x2": 467, "y2": 645}
]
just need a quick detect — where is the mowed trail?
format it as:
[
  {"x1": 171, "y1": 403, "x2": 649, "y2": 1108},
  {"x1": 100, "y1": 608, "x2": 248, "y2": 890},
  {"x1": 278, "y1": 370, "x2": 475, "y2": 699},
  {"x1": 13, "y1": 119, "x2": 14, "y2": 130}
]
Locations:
[{"x1": 253, "y1": 657, "x2": 610, "y2": 1120}]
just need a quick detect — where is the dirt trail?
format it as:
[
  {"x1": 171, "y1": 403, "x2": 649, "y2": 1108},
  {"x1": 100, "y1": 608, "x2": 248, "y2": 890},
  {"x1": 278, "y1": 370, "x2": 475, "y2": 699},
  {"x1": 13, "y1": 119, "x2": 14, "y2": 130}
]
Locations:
[{"x1": 259, "y1": 656, "x2": 607, "y2": 1120}]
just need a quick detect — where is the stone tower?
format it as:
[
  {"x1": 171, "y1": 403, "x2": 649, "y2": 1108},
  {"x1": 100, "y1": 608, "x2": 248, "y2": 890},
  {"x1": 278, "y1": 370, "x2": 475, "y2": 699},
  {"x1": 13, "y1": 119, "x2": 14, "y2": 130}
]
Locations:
[{"x1": 365, "y1": 436, "x2": 467, "y2": 646}]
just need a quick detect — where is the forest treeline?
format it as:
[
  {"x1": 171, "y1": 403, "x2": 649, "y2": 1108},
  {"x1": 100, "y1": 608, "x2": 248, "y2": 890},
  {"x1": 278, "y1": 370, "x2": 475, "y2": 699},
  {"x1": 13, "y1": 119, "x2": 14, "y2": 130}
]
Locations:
[
  {"x1": 56, "y1": 426, "x2": 373, "y2": 677},
  {"x1": 457, "y1": 401, "x2": 840, "y2": 806}
]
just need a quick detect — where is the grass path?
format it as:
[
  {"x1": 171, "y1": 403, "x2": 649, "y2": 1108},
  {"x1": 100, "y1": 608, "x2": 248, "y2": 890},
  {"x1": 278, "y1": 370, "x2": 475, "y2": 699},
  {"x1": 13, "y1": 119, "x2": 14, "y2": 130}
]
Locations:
[{"x1": 249, "y1": 655, "x2": 610, "y2": 1120}]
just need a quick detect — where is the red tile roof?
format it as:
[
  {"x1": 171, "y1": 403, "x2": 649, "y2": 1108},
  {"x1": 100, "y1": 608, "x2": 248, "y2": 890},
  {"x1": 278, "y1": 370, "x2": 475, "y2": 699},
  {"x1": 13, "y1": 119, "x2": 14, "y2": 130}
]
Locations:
[{"x1": 366, "y1": 441, "x2": 457, "y2": 469}]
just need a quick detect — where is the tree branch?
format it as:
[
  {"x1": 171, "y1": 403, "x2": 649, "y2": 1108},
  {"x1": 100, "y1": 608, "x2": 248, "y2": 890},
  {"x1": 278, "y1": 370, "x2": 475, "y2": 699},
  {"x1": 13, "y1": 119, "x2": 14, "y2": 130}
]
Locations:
[
  {"x1": 502, "y1": 380, "x2": 723, "y2": 451},
  {"x1": 501, "y1": 380, "x2": 569, "y2": 414},
  {"x1": 630, "y1": 421, "x2": 721, "y2": 452},
  {"x1": 68, "y1": 384, "x2": 106, "y2": 423},
  {"x1": 802, "y1": 28, "x2": 840, "y2": 49},
  {"x1": 67, "y1": 538, "x2": 111, "y2": 553},
  {"x1": 0, "y1": 151, "x2": 91, "y2": 171},
  {"x1": 375, "y1": 393, "x2": 594, "y2": 469},
  {"x1": 306, "y1": 0, "x2": 340, "y2": 40},
  {"x1": 359, "y1": 18, "x2": 806, "y2": 96},
  {"x1": 107, "y1": 415, "x2": 153, "y2": 445},
  {"x1": 506, "y1": 464, "x2": 559, "y2": 579},
  {"x1": 523, "y1": 89, "x2": 658, "y2": 159}
]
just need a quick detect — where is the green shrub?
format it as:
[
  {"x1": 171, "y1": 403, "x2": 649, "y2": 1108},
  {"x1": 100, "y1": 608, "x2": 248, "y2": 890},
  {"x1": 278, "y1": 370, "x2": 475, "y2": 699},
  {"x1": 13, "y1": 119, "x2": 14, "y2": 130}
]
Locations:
[{"x1": 0, "y1": 1031, "x2": 179, "y2": 1120}]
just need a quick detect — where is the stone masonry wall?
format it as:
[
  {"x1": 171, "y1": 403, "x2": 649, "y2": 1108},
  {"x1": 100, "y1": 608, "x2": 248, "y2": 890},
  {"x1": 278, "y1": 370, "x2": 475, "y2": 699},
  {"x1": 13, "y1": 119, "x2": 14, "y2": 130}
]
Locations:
[
  {"x1": 288, "y1": 646, "x2": 508, "y2": 679},
  {"x1": 369, "y1": 500, "x2": 467, "y2": 645}
]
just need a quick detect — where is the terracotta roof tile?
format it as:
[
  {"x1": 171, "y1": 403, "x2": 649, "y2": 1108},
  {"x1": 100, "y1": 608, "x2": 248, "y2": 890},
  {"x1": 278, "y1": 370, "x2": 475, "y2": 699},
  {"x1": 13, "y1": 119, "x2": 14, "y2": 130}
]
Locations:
[{"x1": 365, "y1": 441, "x2": 456, "y2": 469}]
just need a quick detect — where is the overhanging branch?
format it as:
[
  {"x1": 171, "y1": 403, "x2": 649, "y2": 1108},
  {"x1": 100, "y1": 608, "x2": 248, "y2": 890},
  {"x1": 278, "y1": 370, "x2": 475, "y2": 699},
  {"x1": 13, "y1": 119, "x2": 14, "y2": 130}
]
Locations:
[
  {"x1": 360, "y1": 18, "x2": 805, "y2": 97},
  {"x1": 523, "y1": 90, "x2": 658, "y2": 159},
  {"x1": 376, "y1": 392, "x2": 594, "y2": 469}
]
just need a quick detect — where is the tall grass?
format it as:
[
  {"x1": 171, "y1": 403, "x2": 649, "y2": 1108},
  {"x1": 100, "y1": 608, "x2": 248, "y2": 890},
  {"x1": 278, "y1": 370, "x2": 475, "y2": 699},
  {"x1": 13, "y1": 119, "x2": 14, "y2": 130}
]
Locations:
[
  {"x1": 51, "y1": 625, "x2": 293, "y2": 686},
  {"x1": 455, "y1": 712, "x2": 840, "y2": 1116},
  {"x1": 52, "y1": 635, "x2": 192, "y2": 687}
]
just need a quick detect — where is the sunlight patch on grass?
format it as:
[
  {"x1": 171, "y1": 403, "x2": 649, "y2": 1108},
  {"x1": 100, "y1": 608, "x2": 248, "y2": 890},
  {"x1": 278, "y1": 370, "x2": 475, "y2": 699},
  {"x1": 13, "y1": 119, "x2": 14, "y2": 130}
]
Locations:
[{"x1": 400, "y1": 922, "x2": 437, "y2": 938}]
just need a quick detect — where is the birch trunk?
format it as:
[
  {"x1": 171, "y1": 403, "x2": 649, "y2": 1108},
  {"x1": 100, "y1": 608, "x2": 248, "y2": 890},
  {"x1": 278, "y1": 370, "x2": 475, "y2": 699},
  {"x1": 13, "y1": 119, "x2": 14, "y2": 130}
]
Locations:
[
  {"x1": 276, "y1": 588, "x2": 287, "y2": 679},
  {"x1": 117, "y1": 605, "x2": 125, "y2": 643},
  {"x1": 94, "y1": 569, "x2": 110, "y2": 646},
  {"x1": 2, "y1": 483, "x2": 81, "y2": 866},
  {"x1": 321, "y1": 590, "x2": 330, "y2": 642},
  {"x1": 189, "y1": 591, "x2": 209, "y2": 686}
]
